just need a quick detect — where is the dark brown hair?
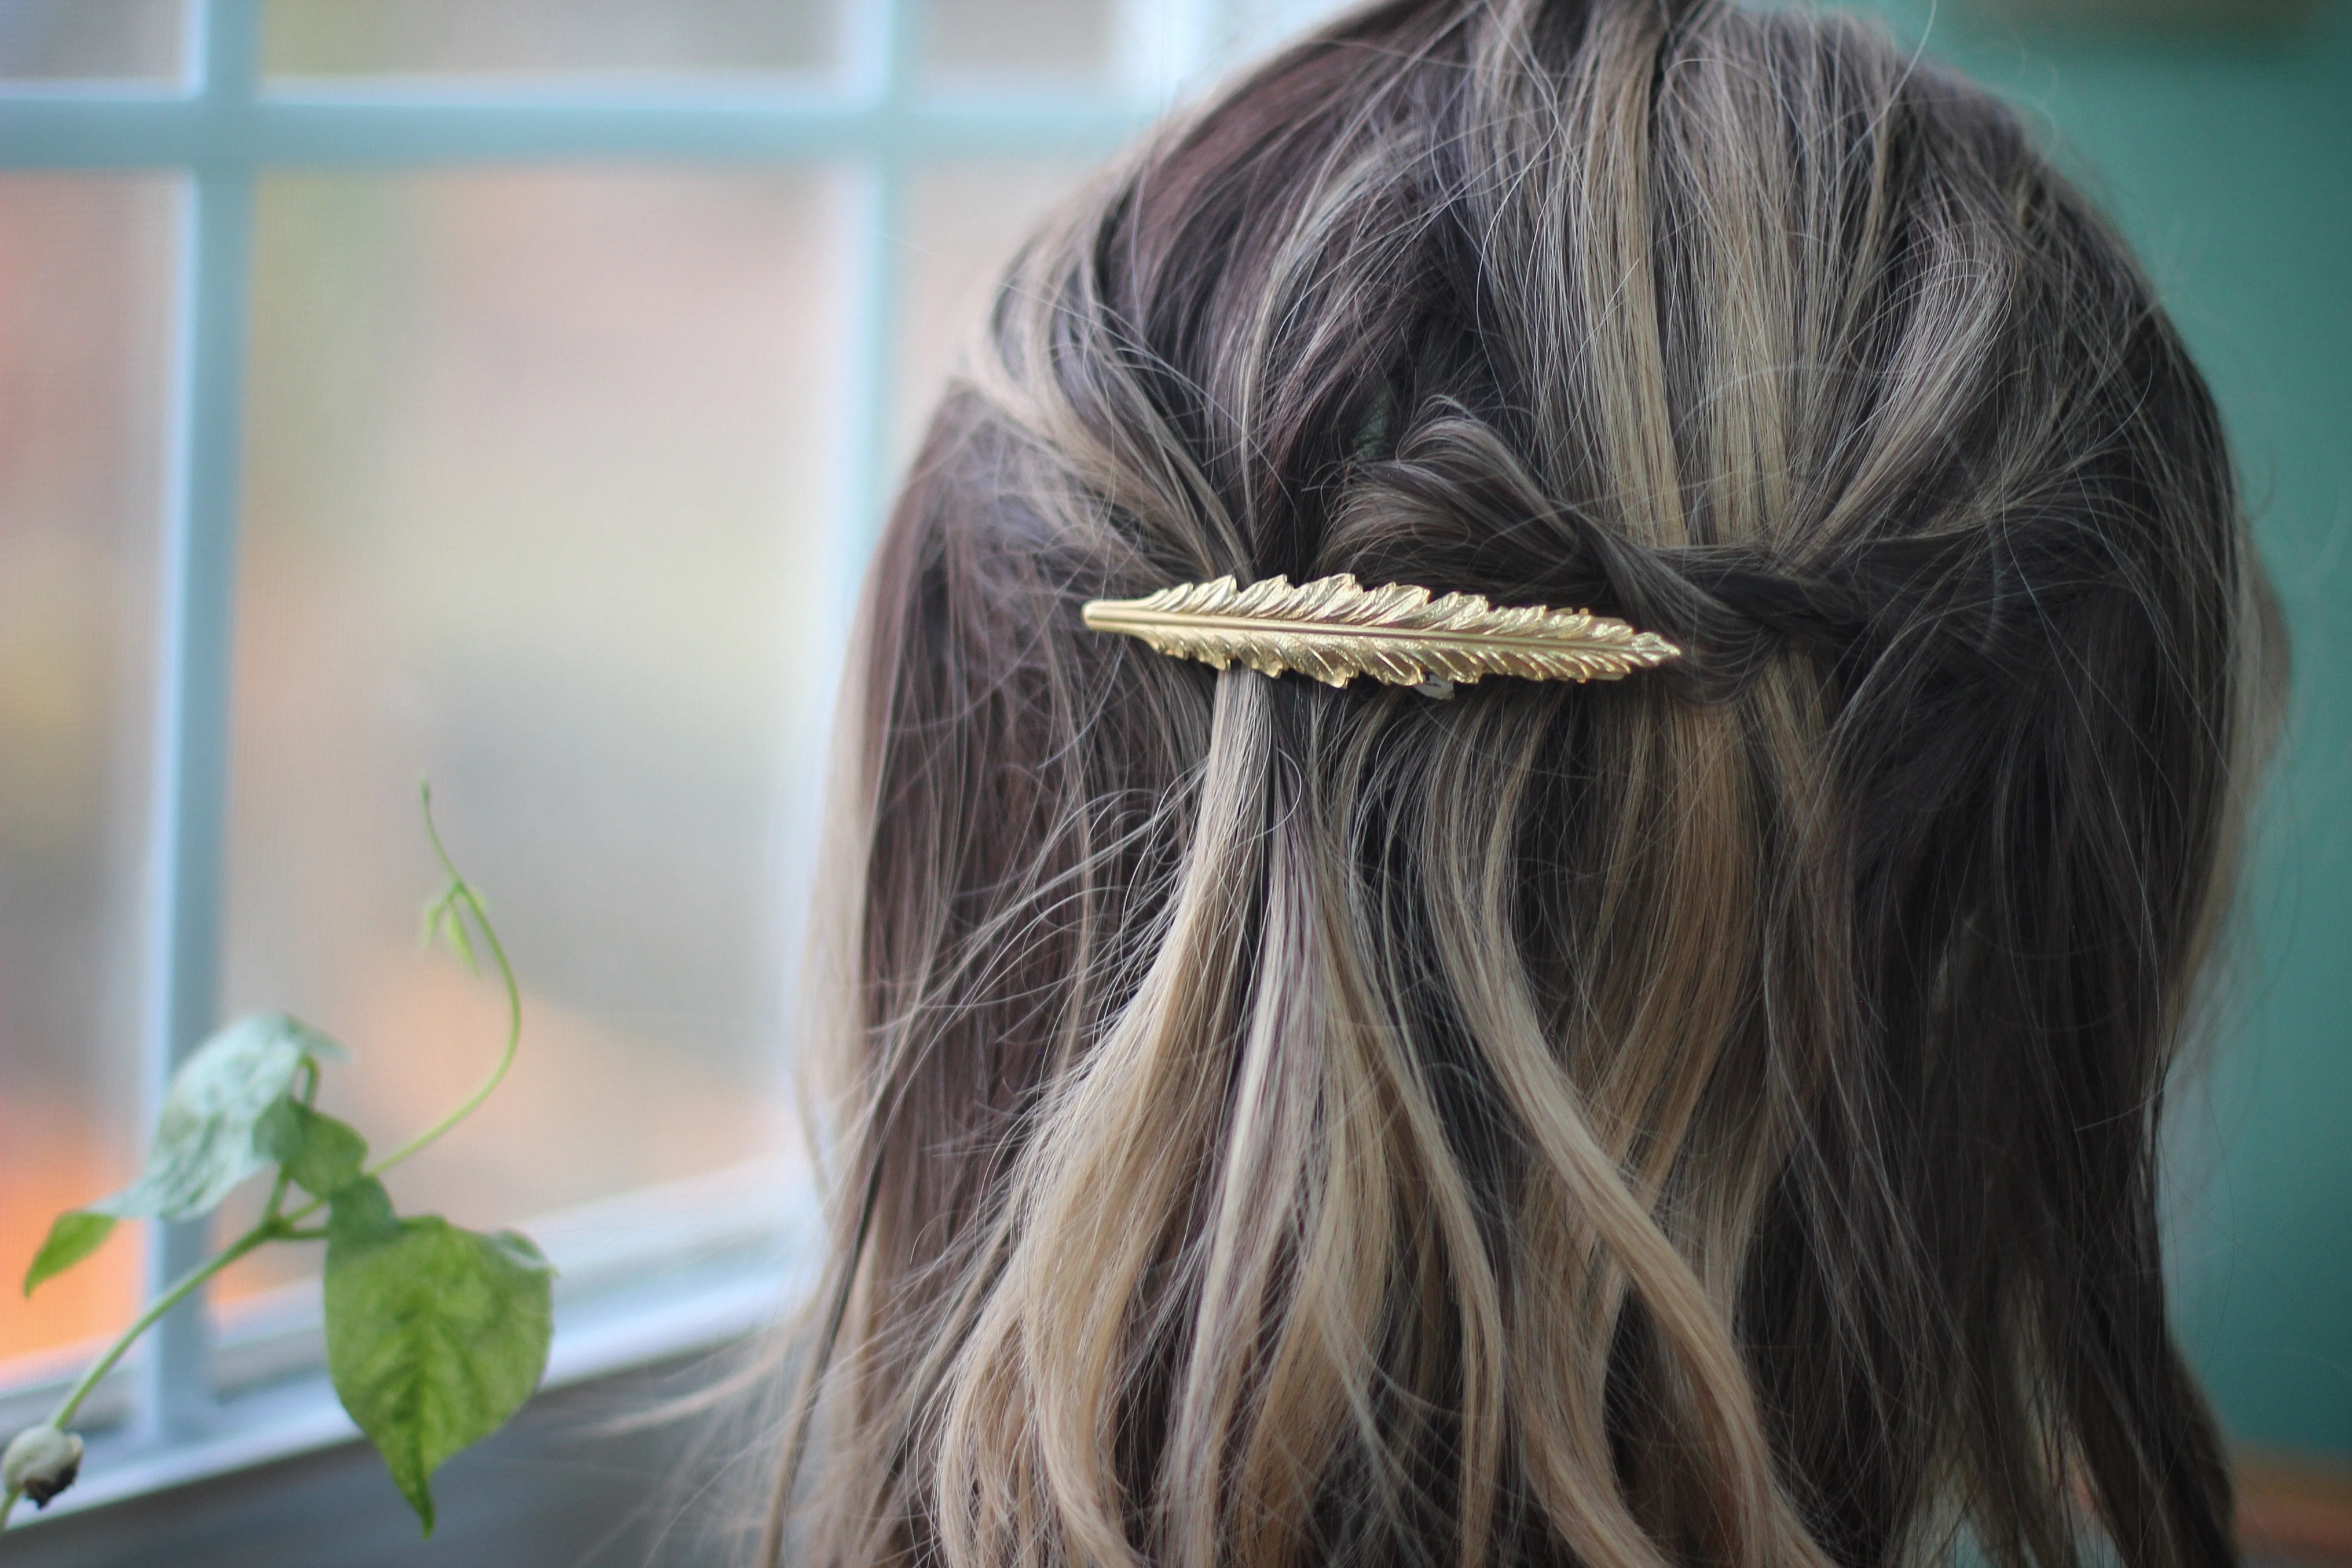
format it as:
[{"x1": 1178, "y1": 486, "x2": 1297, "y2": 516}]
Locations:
[{"x1": 772, "y1": 3, "x2": 2282, "y2": 1566}]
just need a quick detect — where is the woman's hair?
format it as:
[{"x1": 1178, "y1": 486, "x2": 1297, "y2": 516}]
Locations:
[{"x1": 773, "y1": 2, "x2": 2282, "y2": 1565}]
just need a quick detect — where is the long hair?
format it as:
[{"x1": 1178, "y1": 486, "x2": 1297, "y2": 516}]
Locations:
[{"x1": 770, "y1": 3, "x2": 2282, "y2": 1565}]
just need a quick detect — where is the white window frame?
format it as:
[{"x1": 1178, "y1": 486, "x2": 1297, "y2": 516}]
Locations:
[{"x1": 0, "y1": 0, "x2": 1312, "y2": 1517}]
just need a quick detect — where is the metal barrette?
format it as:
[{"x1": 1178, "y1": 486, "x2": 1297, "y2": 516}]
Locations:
[{"x1": 1082, "y1": 573, "x2": 1680, "y2": 697}]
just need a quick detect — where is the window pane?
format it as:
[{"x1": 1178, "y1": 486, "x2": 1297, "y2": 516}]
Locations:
[
  {"x1": 921, "y1": 0, "x2": 1115, "y2": 80},
  {"x1": 897, "y1": 161, "x2": 1093, "y2": 467},
  {"x1": 262, "y1": 0, "x2": 831, "y2": 79},
  {"x1": 214, "y1": 169, "x2": 845, "y2": 1312},
  {"x1": 0, "y1": 0, "x2": 183, "y2": 80},
  {"x1": 0, "y1": 175, "x2": 175, "y2": 1379}
]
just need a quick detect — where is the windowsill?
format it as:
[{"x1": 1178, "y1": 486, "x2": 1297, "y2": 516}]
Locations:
[{"x1": 1, "y1": 1162, "x2": 819, "y2": 1529}]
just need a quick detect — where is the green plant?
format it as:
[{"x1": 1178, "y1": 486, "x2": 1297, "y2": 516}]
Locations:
[{"x1": 1, "y1": 786, "x2": 551, "y2": 1538}]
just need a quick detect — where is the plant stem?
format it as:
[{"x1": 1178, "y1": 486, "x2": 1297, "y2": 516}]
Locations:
[
  {"x1": 375, "y1": 784, "x2": 521, "y2": 1179},
  {"x1": 270, "y1": 794, "x2": 520, "y2": 1232},
  {"x1": 0, "y1": 1213, "x2": 299, "y2": 1527},
  {"x1": 255, "y1": 1058, "x2": 313, "y2": 1226},
  {"x1": 3, "y1": 1218, "x2": 282, "y2": 1526},
  {"x1": 48, "y1": 1223, "x2": 274, "y2": 1434},
  {"x1": 368, "y1": 934, "x2": 517, "y2": 1177}
]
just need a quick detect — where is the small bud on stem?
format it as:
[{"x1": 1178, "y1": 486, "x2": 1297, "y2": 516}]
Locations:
[{"x1": 3, "y1": 1424, "x2": 84, "y2": 1509}]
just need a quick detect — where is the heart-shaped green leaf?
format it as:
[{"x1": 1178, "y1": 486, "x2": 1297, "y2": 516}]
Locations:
[
  {"x1": 22, "y1": 1211, "x2": 117, "y2": 1298},
  {"x1": 323, "y1": 1183, "x2": 554, "y2": 1536},
  {"x1": 93, "y1": 1013, "x2": 349, "y2": 1223},
  {"x1": 256, "y1": 1101, "x2": 369, "y2": 1198}
]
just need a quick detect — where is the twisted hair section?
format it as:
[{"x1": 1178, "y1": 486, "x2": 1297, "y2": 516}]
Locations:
[{"x1": 771, "y1": 2, "x2": 2280, "y2": 1566}]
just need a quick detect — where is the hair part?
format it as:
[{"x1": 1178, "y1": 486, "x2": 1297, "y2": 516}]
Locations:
[{"x1": 771, "y1": 3, "x2": 2280, "y2": 1566}]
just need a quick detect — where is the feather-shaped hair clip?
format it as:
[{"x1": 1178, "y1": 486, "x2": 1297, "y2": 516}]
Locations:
[{"x1": 1082, "y1": 573, "x2": 1680, "y2": 695}]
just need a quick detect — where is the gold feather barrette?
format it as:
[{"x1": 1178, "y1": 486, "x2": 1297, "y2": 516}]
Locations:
[{"x1": 1082, "y1": 573, "x2": 1680, "y2": 694}]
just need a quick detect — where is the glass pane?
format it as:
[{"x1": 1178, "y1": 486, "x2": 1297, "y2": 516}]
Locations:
[
  {"x1": 215, "y1": 169, "x2": 846, "y2": 1313},
  {"x1": 0, "y1": 0, "x2": 182, "y2": 80},
  {"x1": 896, "y1": 161, "x2": 1093, "y2": 468},
  {"x1": 0, "y1": 175, "x2": 175, "y2": 1380},
  {"x1": 263, "y1": 0, "x2": 831, "y2": 79},
  {"x1": 921, "y1": 0, "x2": 1114, "y2": 80}
]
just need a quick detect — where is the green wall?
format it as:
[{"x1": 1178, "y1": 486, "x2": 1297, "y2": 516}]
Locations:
[{"x1": 1871, "y1": 0, "x2": 2352, "y2": 1458}]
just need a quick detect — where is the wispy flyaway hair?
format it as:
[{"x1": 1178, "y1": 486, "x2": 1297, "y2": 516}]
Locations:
[{"x1": 773, "y1": 2, "x2": 2283, "y2": 1565}]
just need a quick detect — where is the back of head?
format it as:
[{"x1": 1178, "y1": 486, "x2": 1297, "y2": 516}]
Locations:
[{"x1": 780, "y1": 3, "x2": 2278, "y2": 1566}]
